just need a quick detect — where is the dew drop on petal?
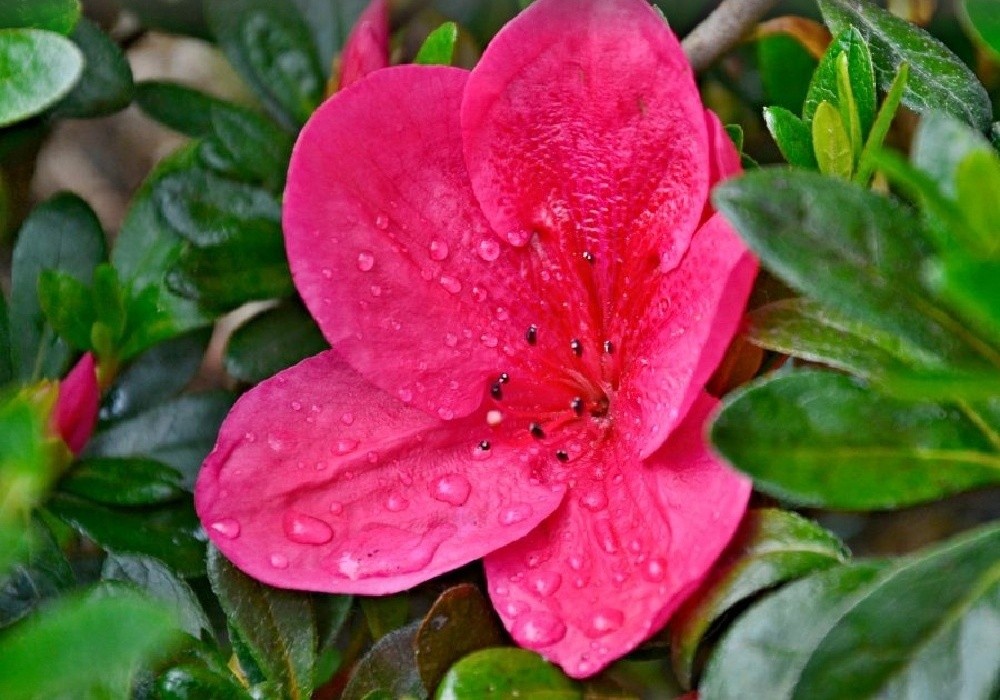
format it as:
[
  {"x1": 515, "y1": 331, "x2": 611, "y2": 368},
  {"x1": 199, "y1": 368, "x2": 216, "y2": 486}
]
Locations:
[
  {"x1": 431, "y1": 473, "x2": 471, "y2": 506},
  {"x1": 437, "y1": 407, "x2": 455, "y2": 420},
  {"x1": 428, "y1": 239, "x2": 449, "y2": 260},
  {"x1": 506, "y1": 229, "x2": 532, "y2": 247},
  {"x1": 444, "y1": 333, "x2": 459, "y2": 348},
  {"x1": 477, "y1": 239, "x2": 501, "y2": 261},
  {"x1": 270, "y1": 553, "x2": 289, "y2": 569},
  {"x1": 528, "y1": 571, "x2": 562, "y2": 597},
  {"x1": 511, "y1": 611, "x2": 567, "y2": 648},
  {"x1": 357, "y1": 251, "x2": 375, "y2": 272},
  {"x1": 321, "y1": 267, "x2": 333, "y2": 279},
  {"x1": 210, "y1": 518, "x2": 240, "y2": 539},
  {"x1": 341, "y1": 412, "x2": 354, "y2": 426},
  {"x1": 398, "y1": 388, "x2": 413, "y2": 403},
  {"x1": 329, "y1": 501, "x2": 344, "y2": 515},
  {"x1": 499, "y1": 503, "x2": 533, "y2": 526},
  {"x1": 283, "y1": 511, "x2": 334, "y2": 545},
  {"x1": 643, "y1": 557, "x2": 667, "y2": 582},
  {"x1": 375, "y1": 213, "x2": 389, "y2": 230},
  {"x1": 584, "y1": 608, "x2": 624, "y2": 638},
  {"x1": 385, "y1": 493, "x2": 409, "y2": 512},
  {"x1": 439, "y1": 276, "x2": 462, "y2": 294},
  {"x1": 335, "y1": 438, "x2": 359, "y2": 455},
  {"x1": 579, "y1": 487, "x2": 608, "y2": 512},
  {"x1": 595, "y1": 520, "x2": 619, "y2": 554}
]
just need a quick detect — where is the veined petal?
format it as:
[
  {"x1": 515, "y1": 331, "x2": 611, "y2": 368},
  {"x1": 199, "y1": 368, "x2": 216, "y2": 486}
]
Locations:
[
  {"x1": 484, "y1": 394, "x2": 750, "y2": 678},
  {"x1": 338, "y1": 0, "x2": 390, "y2": 90},
  {"x1": 195, "y1": 351, "x2": 566, "y2": 594}
]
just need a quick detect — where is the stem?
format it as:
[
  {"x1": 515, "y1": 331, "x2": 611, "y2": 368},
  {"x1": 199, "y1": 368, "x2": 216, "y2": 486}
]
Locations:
[{"x1": 682, "y1": 0, "x2": 780, "y2": 72}]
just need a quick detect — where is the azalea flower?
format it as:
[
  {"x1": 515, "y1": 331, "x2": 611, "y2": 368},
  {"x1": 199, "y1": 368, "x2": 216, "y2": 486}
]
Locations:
[
  {"x1": 196, "y1": 0, "x2": 755, "y2": 677},
  {"x1": 337, "y1": 0, "x2": 390, "y2": 91},
  {"x1": 52, "y1": 352, "x2": 99, "y2": 455}
]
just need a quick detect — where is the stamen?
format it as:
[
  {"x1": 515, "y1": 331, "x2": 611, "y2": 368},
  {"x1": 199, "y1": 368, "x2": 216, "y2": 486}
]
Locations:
[
  {"x1": 582, "y1": 251, "x2": 595, "y2": 263},
  {"x1": 525, "y1": 325, "x2": 538, "y2": 345},
  {"x1": 530, "y1": 422, "x2": 545, "y2": 439},
  {"x1": 555, "y1": 450, "x2": 569, "y2": 462},
  {"x1": 479, "y1": 440, "x2": 492, "y2": 451},
  {"x1": 603, "y1": 340, "x2": 614, "y2": 354},
  {"x1": 491, "y1": 383, "x2": 503, "y2": 400},
  {"x1": 499, "y1": 372, "x2": 511, "y2": 384},
  {"x1": 570, "y1": 339, "x2": 583, "y2": 357}
]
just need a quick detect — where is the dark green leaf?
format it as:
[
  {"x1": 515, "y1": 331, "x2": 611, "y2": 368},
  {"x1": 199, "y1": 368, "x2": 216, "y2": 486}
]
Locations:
[
  {"x1": 763, "y1": 107, "x2": 818, "y2": 168},
  {"x1": 818, "y1": 0, "x2": 991, "y2": 131},
  {"x1": 712, "y1": 169, "x2": 999, "y2": 368},
  {"x1": 758, "y1": 34, "x2": 816, "y2": 114},
  {"x1": 0, "y1": 0, "x2": 80, "y2": 34},
  {"x1": 669, "y1": 509, "x2": 848, "y2": 689},
  {"x1": 102, "y1": 554, "x2": 212, "y2": 639},
  {"x1": 711, "y1": 370, "x2": 1000, "y2": 509},
  {"x1": 156, "y1": 662, "x2": 253, "y2": 700},
  {"x1": 10, "y1": 193, "x2": 106, "y2": 380},
  {"x1": 206, "y1": 0, "x2": 324, "y2": 129},
  {"x1": 51, "y1": 18, "x2": 133, "y2": 118},
  {"x1": 812, "y1": 101, "x2": 854, "y2": 178},
  {"x1": 208, "y1": 546, "x2": 316, "y2": 700},
  {"x1": 86, "y1": 392, "x2": 234, "y2": 490},
  {"x1": 60, "y1": 456, "x2": 185, "y2": 506},
  {"x1": 0, "y1": 519, "x2": 74, "y2": 628},
  {"x1": 416, "y1": 584, "x2": 506, "y2": 692},
  {"x1": 343, "y1": 621, "x2": 427, "y2": 700},
  {"x1": 47, "y1": 494, "x2": 207, "y2": 577},
  {"x1": 361, "y1": 595, "x2": 410, "y2": 641},
  {"x1": 314, "y1": 593, "x2": 353, "y2": 654},
  {"x1": 0, "y1": 587, "x2": 181, "y2": 700},
  {"x1": 415, "y1": 22, "x2": 459, "y2": 66},
  {"x1": 119, "y1": 0, "x2": 209, "y2": 39},
  {"x1": 101, "y1": 329, "x2": 210, "y2": 422},
  {"x1": 37, "y1": 269, "x2": 95, "y2": 351},
  {"x1": 289, "y1": 0, "x2": 367, "y2": 72},
  {"x1": 962, "y1": 0, "x2": 1000, "y2": 58},
  {"x1": 224, "y1": 301, "x2": 328, "y2": 384},
  {"x1": 0, "y1": 28, "x2": 82, "y2": 127},
  {"x1": 134, "y1": 80, "x2": 231, "y2": 137},
  {"x1": 804, "y1": 28, "x2": 875, "y2": 137},
  {"x1": 434, "y1": 648, "x2": 581, "y2": 700}
]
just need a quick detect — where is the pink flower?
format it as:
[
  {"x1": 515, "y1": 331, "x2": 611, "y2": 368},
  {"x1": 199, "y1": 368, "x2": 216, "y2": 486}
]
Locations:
[
  {"x1": 196, "y1": 0, "x2": 755, "y2": 677},
  {"x1": 52, "y1": 353, "x2": 99, "y2": 455},
  {"x1": 338, "y1": 0, "x2": 390, "y2": 91}
]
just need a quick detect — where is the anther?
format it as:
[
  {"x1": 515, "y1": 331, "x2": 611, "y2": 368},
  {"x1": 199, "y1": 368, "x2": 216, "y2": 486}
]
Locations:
[
  {"x1": 499, "y1": 372, "x2": 511, "y2": 384},
  {"x1": 491, "y1": 383, "x2": 503, "y2": 400},
  {"x1": 555, "y1": 450, "x2": 569, "y2": 462},
  {"x1": 570, "y1": 397, "x2": 584, "y2": 415},
  {"x1": 570, "y1": 339, "x2": 583, "y2": 357},
  {"x1": 582, "y1": 251, "x2": 595, "y2": 263},
  {"x1": 525, "y1": 324, "x2": 538, "y2": 345},
  {"x1": 479, "y1": 440, "x2": 492, "y2": 451},
  {"x1": 529, "y1": 422, "x2": 545, "y2": 439},
  {"x1": 603, "y1": 340, "x2": 614, "y2": 354}
]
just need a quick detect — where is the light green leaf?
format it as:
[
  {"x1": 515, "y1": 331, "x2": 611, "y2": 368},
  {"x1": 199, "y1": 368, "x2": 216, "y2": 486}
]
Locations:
[
  {"x1": 415, "y1": 22, "x2": 458, "y2": 66},
  {"x1": 0, "y1": 0, "x2": 80, "y2": 34},
  {"x1": 0, "y1": 28, "x2": 82, "y2": 127},
  {"x1": 812, "y1": 101, "x2": 854, "y2": 178}
]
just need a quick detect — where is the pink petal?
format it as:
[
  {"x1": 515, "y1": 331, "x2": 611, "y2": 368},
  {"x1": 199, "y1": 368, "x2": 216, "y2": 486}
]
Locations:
[
  {"x1": 195, "y1": 350, "x2": 566, "y2": 594},
  {"x1": 338, "y1": 0, "x2": 390, "y2": 90},
  {"x1": 285, "y1": 65, "x2": 577, "y2": 422},
  {"x1": 700, "y1": 109, "x2": 742, "y2": 224},
  {"x1": 615, "y1": 212, "x2": 757, "y2": 459},
  {"x1": 461, "y1": 0, "x2": 709, "y2": 317},
  {"x1": 484, "y1": 394, "x2": 750, "y2": 678},
  {"x1": 52, "y1": 353, "x2": 99, "y2": 455}
]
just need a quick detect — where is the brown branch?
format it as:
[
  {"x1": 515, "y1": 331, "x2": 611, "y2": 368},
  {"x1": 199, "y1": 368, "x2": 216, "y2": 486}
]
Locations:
[{"x1": 682, "y1": 0, "x2": 781, "y2": 72}]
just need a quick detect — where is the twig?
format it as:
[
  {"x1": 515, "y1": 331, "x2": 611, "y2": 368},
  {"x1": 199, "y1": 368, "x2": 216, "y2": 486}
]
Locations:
[{"x1": 682, "y1": 0, "x2": 781, "y2": 72}]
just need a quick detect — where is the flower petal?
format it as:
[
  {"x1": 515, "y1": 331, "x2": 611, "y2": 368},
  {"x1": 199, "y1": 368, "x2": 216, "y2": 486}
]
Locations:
[
  {"x1": 52, "y1": 352, "x2": 99, "y2": 455},
  {"x1": 338, "y1": 0, "x2": 390, "y2": 90},
  {"x1": 195, "y1": 350, "x2": 566, "y2": 594},
  {"x1": 484, "y1": 394, "x2": 750, "y2": 678},
  {"x1": 461, "y1": 0, "x2": 710, "y2": 318}
]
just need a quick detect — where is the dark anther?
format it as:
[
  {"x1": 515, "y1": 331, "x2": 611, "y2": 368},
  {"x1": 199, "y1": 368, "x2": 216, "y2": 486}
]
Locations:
[
  {"x1": 530, "y1": 422, "x2": 545, "y2": 439},
  {"x1": 570, "y1": 339, "x2": 583, "y2": 357},
  {"x1": 479, "y1": 440, "x2": 492, "y2": 451},
  {"x1": 582, "y1": 251, "x2": 595, "y2": 263},
  {"x1": 570, "y1": 397, "x2": 584, "y2": 415},
  {"x1": 499, "y1": 372, "x2": 511, "y2": 384},
  {"x1": 555, "y1": 450, "x2": 569, "y2": 462},
  {"x1": 526, "y1": 324, "x2": 538, "y2": 345},
  {"x1": 603, "y1": 340, "x2": 614, "y2": 354},
  {"x1": 591, "y1": 396, "x2": 610, "y2": 419},
  {"x1": 490, "y1": 383, "x2": 503, "y2": 400}
]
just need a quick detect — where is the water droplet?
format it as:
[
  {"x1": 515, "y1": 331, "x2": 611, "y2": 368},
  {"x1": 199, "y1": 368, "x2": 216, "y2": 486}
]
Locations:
[
  {"x1": 477, "y1": 239, "x2": 501, "y2": 261},
  {"x1": 595, "y1": 520, "x2": 619, "y2": 554},
  {"x1": 370, "y1": 285, "x2": 382, "y2": 297},
  {"x1": 486, "y1": 409, "x2": 503, "y2": 427},
  {"x1": 398, "y1": 388, "x2": 413, "y2": 403},
  {"x1": 528, "y1": 571, "x2": 562, "y2": 597},
  {"x1": 511, "y1": 611, "x2": 567, "y2": 648},
  {"x1": 357, "y1": 251, "x2": 375, "y2": 271},
  {"x1": 496, "y1": 307, "x2": 510, "y2": 321},
  {"x1": 335, "y1": 438, "x2": 358, "y2": 455},
  {"x1": 367, "y1": 451, "x2": 379, "y2": 464},
  {"x1": 290, "y1": 401, "x2": 302, "y2": 411},
  {"x1": 341, "y1": 412, "x2": 354, "y2": 426},
  {"x1": 210, "y1": 518, "x2": 240, "y2": 539},
  {"x1": 385, "y1": 493, "x2": 409, "y2": 512},
  {"x1": 428, "y1": 239, "x2": 449, "y2": 260},
  {"x1": 568, "y1": 555, "x2": 585, "y2": 571},
  {"x1": 643, "y1": 558, "x2": 667, "y2": 582},
  {"x1": 321, "y1": 267, "x2": 333, "y2": 279},
  {"x1": 437, "y1": 407, "x2": 455, "y2": 420},
  {"x1": 329, "y1": 501, "x2": 344, "y2": 515},
  {"x1": 270, "y1": 553, "x2": 289, "y2": 569},
  {"x1": 499, "y1": 503, "x2": 533, "y2": 526},
  {"x1": 439, "y1": 276, "x2": 462, "y2": 294},
  {"x1": 480, "y1": 333, "x2": 499, "y2": 348},
  {"x1": 444, "y1": 333, "x2": 459, "y2": 348},
  {"x1": 283, "y1": 511, "x2": 334, "y2": 545},
  {"x1": 506, "y1": 229, "x2": 531, "y2": 247},
  {"x1": 579, "y1": 487, "x2": 608, "y2": 512},
  {"x1": 375, "y1": 213, "x2": 389, "y2": 230},
  {"x1": 244, "y1": 431, "x2": 256, "y2": 443},
  {"x1": 585, "y1": 608, "x2": 624, "y2": 638},
  {"x1": 431, "y1": 474, "x2": 471, "y2": 506}
]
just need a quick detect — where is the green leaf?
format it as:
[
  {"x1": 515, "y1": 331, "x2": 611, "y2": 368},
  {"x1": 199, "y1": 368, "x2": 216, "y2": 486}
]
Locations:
[
  {"x1": 208, "y1": 546, "x2": 317, "y2": 700},
  {"x1": 912, "y1": 111, "x2": 994, "y2": 198},
  {"x1": 289, "y1": 0, "x2": 368, "y2": 72},
  {"x1": 818, "y1": 0, "x2": 991, "y2": 131},
  {"x1": 51, "y1": 18, "x2": 133, "y2": 119},
  {"x1": 0, "y1": 519, "x2": 74, "y2": 627},
  {"x1": 11, "y1": 193, "x2": 106, "y2": 381},
  {"x1": 0, "y1": 391, "x2": 60, "y2": 519},
  {"x1": 37, "y1": 269, "x2": 96, "y2": 351},
  {"x1": 927, "y1": 257, "x2": 1000, "y2": 349},
  {"x1": 702, "y1": 524, "x2": 1000, "y2": 700},
  {"x1": 102, "y1": 553, "x2": 212, "y2": 639},
  {"x1": 669, "y1": 509, "x2": 849, "y2": 689},
  {"x1": 712, "y1": 169, "x2": 999, "y2": 368},
  {"x1": 0, "y1": 0, "x2": 80, "y2": 34},
  {"x1": 0, "y1": 587, "x2": 181, "y2": 700},
  {"x1": 834, "y1": 53, "x2": 863, "y2": 160},
  {"x1": 757, "y1": 34, "x2": 816, "y2": 114},
  {"x1": 954, "y1": 149, "x2": 1000, "y2": 254},
  {"x1": 156, "y1": 661, "x2": 253, "y2": 700},
  {"x1": 803, "y1": 27, "x2": 875, "y2": 138},
  {"x1": 855, "y1": 62, "x2": 908, "y2": 185},
  {"x1": 0, "y1": 28, "x2": 82, "y2": 127},
  {"x1": 119, "y1": 0, "x2": 209, "y2": 39},
  {"x1": 361, "y1": 595, "x2": 410, "y2": 641},
  {"x1": 415, "y1": 22, "x2": 459, "y2": 66},
  {"x1": 434, "y1": 648, "x2": 581, "y2": 700},
  {"x1": 0, "y1": 293, "x2": 10, "y2": 386},
  {"x1": 59, "y1": 456, "x2": 185, "y2": 506},
  {"x1": 86, "y1": 392, "x2": 234, "y2": 489},
  {"x1": 415, "y1": 584, "x2": 506, "y2": 692},
  {"x1": 711, "y1": 370, "x2": 1000, "y2": 510},
  {"x1": 343, "y1": 621, "x2": 426, "y2": 700},
  {"x1": 812, "y1": 101, "x2": 854, "y2": 178},
  {"x1": 314, "y1": 593, "x2": 353, "y2": 656},
  {"x1": 206, "y1": 0, "x2": 324, "y2": 129},
  {"x1": 763, "y1": 107, "x2": 818, "y2": 168},
  {"x1": 224, "y1": 301, "x2": 329, "y2": 384},
  {"x1": 47, "y1": 494, "x2": 207, "y2": 577},
  {"x1": 962, "y1": 0, "x2": 1000, "y2": 59}
]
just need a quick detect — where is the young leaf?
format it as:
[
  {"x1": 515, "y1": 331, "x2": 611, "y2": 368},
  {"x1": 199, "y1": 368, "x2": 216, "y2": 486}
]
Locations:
[
  {"x1": 711, "y1": 370, "x2": 1000, "y2": 510},
  {"x1": 855, "y1": 62, "x2": 908, "y2": 185},
  {"x1": 208, "y1": 546, "x2": 317, "y2": 700},
  {"x1": 803, "y1": 27, "x2": 875, "y2": 137},
  {"x1": 415, "y1": 22, "x2": 459, "y2": 66},
  {"x1": 50, "y1": 18, "x2": 133, "y2": 119},
  {"x1": 834, "y1": 53, "x2": 862, "y2": 160},
  {"x1": 812, "y1": 101, "x2": 854, "y2": 178},
  {"x1": 434, "y1": 648, "x2": 582, "y2": 700},
  {"x1": 0, "y1": 28, "x2": 82, "y2": 127},
  {"x1": 224, "y1": 301, "x2": 329, "y2": 384},
  {"x1": 0, "y1": 0, "x2": 80, "y2": 34},
  {"x1": 818, "y1": 0, "x2": 991, "y2": 131},
  {"x1": 763, "y1": 107, "x2": 818, "y2": 168},
  {"x1": 670, "y1": 509, "x2": 848, "y2": 689}
]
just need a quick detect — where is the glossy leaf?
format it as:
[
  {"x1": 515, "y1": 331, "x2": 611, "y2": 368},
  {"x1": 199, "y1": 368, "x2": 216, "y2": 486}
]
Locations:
[
  {"x1": 962, "y1": 0, "x2": 1000, "y2": 58},
  {"x1": 224, "y1": 301, "x2": 328, "y2": 384},
  {"x1": 812, "y1": 101, "x2": 853, "y2": 178},
  {"x1": 0, "y1": 28, "x2": 82, "y2": 127},
  {"x1": 0, "y1": 0, "x2": 80, "y2": 34},
  {"x1": 208, "y1": 546, "x2": 317, "y2": 700},
  {"x1": 10, "y1": 193, "x2": 106, "y2": 381},
  {"x1": 206, "y1": 0, "x2": 324, "y2": 129},
  {"x1": 156, "y1": 662, "x2": 253, "y2": 700},
  {"x1": 763, "y1": 106, "x2": 818, "y2": 168},
  {"x1": 51, "y1": 18, "x2": 133, "y2": 118},
  {"x1": 416, "y1": 22, "x2": 459, "y2": 66},
  {"x1": 434, "y1": 648, "x2": 582, "y2": 700},
  {"x1": 59, "y1": 456, "x2": 185, "y2": 506},
  {"x1": 0, "y1": 588, "x2": 181, "y2": 700},
  {"x1": 669, "y1": 509, "x2": 849, "y2": 688},
  {"x1": 803, "y1": 28, "x2": 875, "y2": 136},
  {"x1": 711, "y1": 370, "x2": 1000, "y2": 509},
  {"x1": 0, "y1": 519, "x2": 74, "y2": 628},
  {"x1": 818, "y1": 0, "x2": 991, "y2": 131},
  {"x1": 343, "y1": 621, "x2": 426, "y2": 700}
]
